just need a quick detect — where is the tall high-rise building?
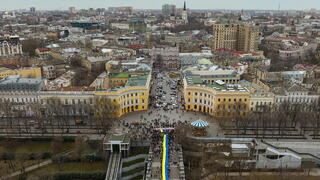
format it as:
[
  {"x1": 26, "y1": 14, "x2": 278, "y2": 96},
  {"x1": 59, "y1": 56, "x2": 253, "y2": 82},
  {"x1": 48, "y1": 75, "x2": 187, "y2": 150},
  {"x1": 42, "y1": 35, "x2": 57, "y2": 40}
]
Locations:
[
  {"x1": 213, "y1": 24, "x2": 260, "y2": 52},
  {"x1": 69, "y1": 7, "x2": 76, "y2": 14},
  {"x1": 30, "y1": 7, "x2": 36, "y2": 13},
  {"x1": 162, "y1": 4, "x2": 176, "y2": 17},
  {"x1": 181, "y1": 1, "x2": 188, "y2": 24}
]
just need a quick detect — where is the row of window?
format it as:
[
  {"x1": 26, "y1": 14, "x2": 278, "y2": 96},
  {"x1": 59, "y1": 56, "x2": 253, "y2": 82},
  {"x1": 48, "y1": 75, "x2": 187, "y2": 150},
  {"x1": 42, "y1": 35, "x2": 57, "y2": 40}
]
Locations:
[
  {"x1": 120, "y1": 92, "x2": 145, "y2": 99},
  {"x1": 123, "y1": 99, "x2": 145, "y2": 106},
  {"x1": 0, "y1": 97, "x2": 37, "y2": 103},
  {"x1": 276, "y1": 98, "x2": 317, "y2": 103},
  {"x1": 218, "y1": 98, "x2": 247, "y2": 102},
  {"x1": 188, "y1": 92, "x2": 212, "y2": 98},
  {"x1": 251, "y1": 102, "x2": 272, "y2": 106},
  {"x1": 188, "y1": 98, "x2": 212, "y2": 106}
]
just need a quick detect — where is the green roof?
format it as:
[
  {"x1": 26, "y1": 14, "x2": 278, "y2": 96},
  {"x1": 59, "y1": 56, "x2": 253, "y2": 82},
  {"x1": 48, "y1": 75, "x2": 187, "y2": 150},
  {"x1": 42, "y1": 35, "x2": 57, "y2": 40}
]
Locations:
[
  {"x1": 109, "y1": 72, "x2": 129, "y2": 78},
  {"x1": 186, "y1": 75, "x2": 249, "y2": 92},
  {"x1": 126, "y1": 75, "x2": 148, "y2": 87},
  {"x1": 191, "y1": 76, "x2": 202, "y2": 84}
]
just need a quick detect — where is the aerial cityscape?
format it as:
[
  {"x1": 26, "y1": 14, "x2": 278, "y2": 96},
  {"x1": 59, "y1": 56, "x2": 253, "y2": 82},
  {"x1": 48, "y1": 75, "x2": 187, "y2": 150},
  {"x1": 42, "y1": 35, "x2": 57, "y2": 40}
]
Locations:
[{"x1": 0, "y1": 1, "x2": 320, "y2": 180}]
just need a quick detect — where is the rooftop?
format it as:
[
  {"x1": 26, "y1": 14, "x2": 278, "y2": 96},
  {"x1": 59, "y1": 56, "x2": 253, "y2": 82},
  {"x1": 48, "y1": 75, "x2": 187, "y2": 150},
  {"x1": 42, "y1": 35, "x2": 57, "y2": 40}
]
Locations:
[
  {"x1": 109, "y1": 72, "x2": 130, "y2": 78},
  {"x1": 186, "y1": 76, "x2": 249, "y2": 92}
]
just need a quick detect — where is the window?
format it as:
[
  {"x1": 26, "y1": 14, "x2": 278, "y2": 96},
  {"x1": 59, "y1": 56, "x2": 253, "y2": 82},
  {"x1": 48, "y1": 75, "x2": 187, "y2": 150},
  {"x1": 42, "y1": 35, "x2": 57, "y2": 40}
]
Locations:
[
  {"x1": 218, "y1": 98, "x2": 221, "y2": 102},
  {"x1": 188, "y1": 98, "x2": 190, "y2": 102},
  {"x1": 223, "y1": 98, "x2": 226, "y2": 102},
  {"x1": 78, "y1": 99, "x2": 81, "y2": 104},
  {"x1": 195, "y1": 92, "x2": 198, "y2": 96},
  {"x1": 136, "y1": 99, "x2": 138, "y2": 103},
  {"x1": 114, "y1": 99, "x2": 116, "y2": 102},
  {"x1": 200, "y1": 93, "x2": 202, "y2": 96},
  {"x1": 65, "y1": 99, "x2": 68, "y2": 105},
  {"x1": 188, "y1": 92, "x2": 191, "y2": 95},
  {"x1": 72, "y1": 99, "x2": 75, "y2": 104},
  {"x1": 142, "y1": 99, "x2": 145, "y2": 103},
  {"x1": 135, "y1": 93, "x2": 138, "y2": 96},
  {"x1": 229, "y1": 98, "x2": 231, "y2": 102}
]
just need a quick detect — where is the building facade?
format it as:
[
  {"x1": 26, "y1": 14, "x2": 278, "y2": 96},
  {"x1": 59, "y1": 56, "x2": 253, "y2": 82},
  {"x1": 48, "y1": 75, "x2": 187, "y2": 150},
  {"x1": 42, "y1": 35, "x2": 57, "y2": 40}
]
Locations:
[
  {"x1": 162, "y1": 4, "x2": 176, "y2": 17},
  {"x1": 0, "y1": 67, "x2": 42, "y2": 79},
  {"x1": 213, "y1": 24, "x2": 260, "y2": 52},
  {"x1": 183, "y1": 76, "x2": 250, "y2": 118},
  {"x1": 150, "y1": 47, "x2": 180, "y2": 70},
  {"x1": 0, "y1": 35, "x2": 23, "y2": 57}
]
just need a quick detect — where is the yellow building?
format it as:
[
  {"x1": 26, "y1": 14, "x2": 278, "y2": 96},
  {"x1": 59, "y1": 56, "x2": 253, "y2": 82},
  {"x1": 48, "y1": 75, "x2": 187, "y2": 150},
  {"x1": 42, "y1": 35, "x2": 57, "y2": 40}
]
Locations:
[
  {"x1": 39, "y1": 73, "x2": 151, "y2": 118},
  {"x1": 213, "y1": 24, "x2": 260, "y2": 52},
  {"x1": 183, "y1": 76, "x2": 250, "y2": 118},
  {"x1": 0, "y1": 67, "x2": 42, "y2": 79}
]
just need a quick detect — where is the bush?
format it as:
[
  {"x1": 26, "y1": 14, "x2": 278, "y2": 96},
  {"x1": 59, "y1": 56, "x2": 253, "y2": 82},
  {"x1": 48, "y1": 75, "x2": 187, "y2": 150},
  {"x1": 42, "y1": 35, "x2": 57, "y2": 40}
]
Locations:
[
  {"x1": 2, "y1": 153, "x2": 15, "y2": 160},
  {"x1": 0, "y1": 136, "x2": 6, "y2": 141},
  {"x1": 53, "y1": 172, "x2": 105, "y2": 180},
  {"x1": 29, "y1": 153, "x2": 37, "y2": 160},
  {"x1": 62, "y1": 136, "x2": 75, "y2": 142},
  {"x1": 42, "y1": 152, "x2": 52, "y2": 159},
  {"x1": 84, "y1": 153, "x2": 102, "y2": 162}
]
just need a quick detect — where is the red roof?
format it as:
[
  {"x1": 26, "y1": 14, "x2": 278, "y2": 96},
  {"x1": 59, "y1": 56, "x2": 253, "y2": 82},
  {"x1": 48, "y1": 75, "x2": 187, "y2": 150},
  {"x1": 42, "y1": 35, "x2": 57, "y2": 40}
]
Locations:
[
  {"x1": 127, "y1": 44, "x2": 144, "y2": 49},
  {"x1": 38, "y1": 48, "x2": 51, "y2": 52}
]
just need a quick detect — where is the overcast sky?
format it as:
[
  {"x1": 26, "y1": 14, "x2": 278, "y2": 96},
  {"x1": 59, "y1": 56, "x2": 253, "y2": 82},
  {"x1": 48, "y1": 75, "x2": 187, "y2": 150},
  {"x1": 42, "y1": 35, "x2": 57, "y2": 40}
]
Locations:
[{"x1": 1, "y1": 0, "x2": 319, "y2": 11}]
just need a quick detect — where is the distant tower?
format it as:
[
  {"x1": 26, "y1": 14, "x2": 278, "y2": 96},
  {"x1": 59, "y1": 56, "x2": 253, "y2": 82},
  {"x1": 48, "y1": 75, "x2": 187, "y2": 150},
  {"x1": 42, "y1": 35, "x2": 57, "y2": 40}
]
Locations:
[
  {"x1": 30, "y1": 7, "x2": 36, "y2": 13},
  {"x1": 69, "y1": 7, "x2": 76, "y2": 14},
  {"x1": 182, "y1": 1, "x2": 188, "y2": 24}
]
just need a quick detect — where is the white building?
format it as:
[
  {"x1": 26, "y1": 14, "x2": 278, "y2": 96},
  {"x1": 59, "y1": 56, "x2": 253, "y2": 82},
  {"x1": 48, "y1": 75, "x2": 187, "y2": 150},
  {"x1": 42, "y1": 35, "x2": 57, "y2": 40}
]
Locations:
[{"x1": 275, "y1": 84, "x2": 319, "y2": 104}]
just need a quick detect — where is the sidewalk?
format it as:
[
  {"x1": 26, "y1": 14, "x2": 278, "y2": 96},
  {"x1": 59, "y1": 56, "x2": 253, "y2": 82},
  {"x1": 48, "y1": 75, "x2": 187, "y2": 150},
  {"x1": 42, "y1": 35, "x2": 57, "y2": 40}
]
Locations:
[
  {"x1": 1, "y1": 151, "x2": 72, "y2": 179},
  {"x1": 1, "y1": 159, "x2": 52, "y2": 179}
]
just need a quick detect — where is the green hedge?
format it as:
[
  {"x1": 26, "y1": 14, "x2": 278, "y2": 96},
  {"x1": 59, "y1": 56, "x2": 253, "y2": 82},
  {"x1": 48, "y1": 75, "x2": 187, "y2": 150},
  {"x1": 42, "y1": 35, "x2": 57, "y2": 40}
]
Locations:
[
  {"x1": 122, "y1": 167, "x2": 145, "y2": 177},
  {"x1": 0, "y1": 152, "x2": 52, "y2": 160},
  {"x1": 19, "y1": 172, "x2": 106, "y2": 180},
  {"x1": 52, "y1": 154, "x2": 103, "y2": 163},
  {"x1": 123, "y1": 158, "x2": 145, "y2": 167},
  {"x1": 53, "y1": 172, "x2": 105, "y2": 180},
  {"x1": 0, "y1": 137, "x2": 75, "y2": 142}
]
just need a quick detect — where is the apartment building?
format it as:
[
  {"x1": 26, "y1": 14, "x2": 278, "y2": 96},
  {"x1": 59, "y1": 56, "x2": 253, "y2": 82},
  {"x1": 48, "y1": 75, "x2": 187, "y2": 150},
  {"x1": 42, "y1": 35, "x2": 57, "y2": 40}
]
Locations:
[
  {"x1": 0, "y1": 67, "x2": 42, "y2": 79},
  {"x1": 213, "y1": 24, "x2": 260, "y2": 52},
  {"x1": 0, "y1": 35, "x2": 23, "y2": 57}
]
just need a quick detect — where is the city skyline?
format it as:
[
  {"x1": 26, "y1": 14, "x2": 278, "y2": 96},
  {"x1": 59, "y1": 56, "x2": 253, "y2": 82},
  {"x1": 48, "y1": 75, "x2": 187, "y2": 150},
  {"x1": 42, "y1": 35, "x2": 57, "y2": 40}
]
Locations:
[{"x1": 1, "y1": 0, "x2": 320, "y2": 11}]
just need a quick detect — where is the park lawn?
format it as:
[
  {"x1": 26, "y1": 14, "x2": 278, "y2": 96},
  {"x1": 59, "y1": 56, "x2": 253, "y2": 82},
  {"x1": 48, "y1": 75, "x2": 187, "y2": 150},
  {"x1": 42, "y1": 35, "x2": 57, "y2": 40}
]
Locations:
[
  {"x1": 24, "y1": 162, "x2": 107, "y2": 176},
  {"x1": 0, "y1": 160, "x2": 38, "y2": 174},
  {"x1": 123, "y1": 158, "x2": 145, "y2": 167},
  {"x1": 0, "y1": 141, "x2": 74, "y2": 154},
  {"x1": 129, "y1": 175, "x2": 143, "y2": 180},
  {"x1": 122, "y1": 166, "x2": 144, "y2": 177}
]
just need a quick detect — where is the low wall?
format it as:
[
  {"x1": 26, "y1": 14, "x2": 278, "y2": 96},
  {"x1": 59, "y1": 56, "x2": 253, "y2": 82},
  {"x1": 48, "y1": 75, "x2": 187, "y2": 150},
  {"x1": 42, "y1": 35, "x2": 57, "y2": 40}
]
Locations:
[
  {"x1": 121, "y1": 171, "x2": 144, "y2": 180},
  {"x1": 122, "y1": 154, "x2": 148, "y2": 163}
]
